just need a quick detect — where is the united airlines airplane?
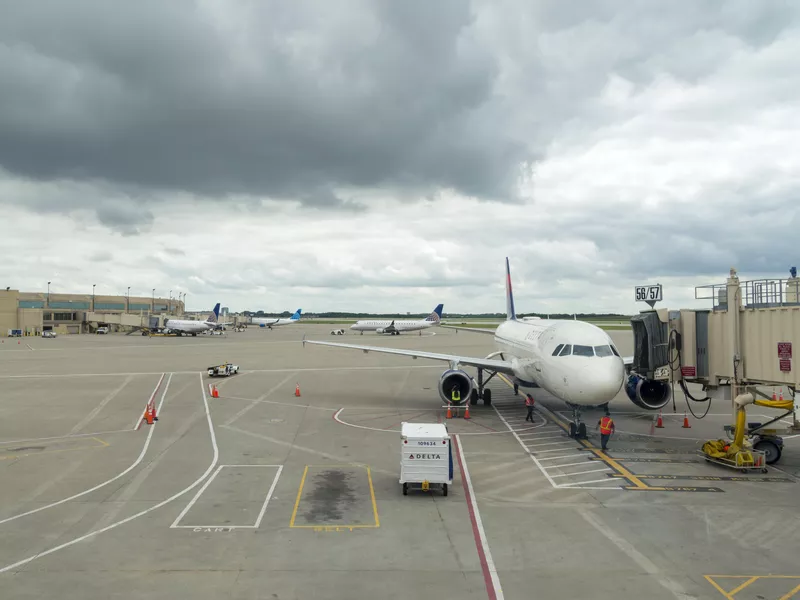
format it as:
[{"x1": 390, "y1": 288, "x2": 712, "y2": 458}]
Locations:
[
  {"x1": 252, "y1": 309, "x2": 302, "y2": 329},
  {"x1": 350, "y1": 304, "x2": 443, "y2": 335},
  {"x1": 304, "y1": 259, "x2": 671, "y2": 438},
  {"x1": 163, "y1": 303, "x2": 220, "y2": 336}
]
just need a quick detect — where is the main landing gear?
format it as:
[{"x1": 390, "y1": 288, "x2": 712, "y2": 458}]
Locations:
[
  {"x1": 470, "y1": 368, "x2": 495, "y2": 406},
  {"x1": 567, "y1": 405, "x2": 588, "y2": 439}
]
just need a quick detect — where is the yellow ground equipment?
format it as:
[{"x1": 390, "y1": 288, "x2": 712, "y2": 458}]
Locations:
[{"x1": 700, "y1": 392, "x2": 794, "y2": 472}]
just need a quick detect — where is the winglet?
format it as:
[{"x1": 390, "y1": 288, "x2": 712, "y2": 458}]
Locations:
[
  {"x1": 505, "y1": 257, "x2": 516, "y2": 321},
  {"x1": 302, "y1": 333, "x2": 307, "y2": 348}
]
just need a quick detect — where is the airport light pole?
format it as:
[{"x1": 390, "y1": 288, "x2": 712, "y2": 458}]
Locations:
[
  {"x1": 92, "y1": 284, "x2": 96, "y2": 312},
  {"x1": 47, "y1": 281, "x2": 51, "y2": 308},
  {"x1": 126, "y1": 286, "x2": 130, "y2": 312},
  {"x1": 169, "y1": 290, "x2": 172, "y2": 313}
]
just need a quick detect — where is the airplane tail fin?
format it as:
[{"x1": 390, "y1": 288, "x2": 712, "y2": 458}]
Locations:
[
  {"x1": 505, "y1": 258, "x2": 516, "y2": 321},
  {"x1": 291, "y1": 308, "x2": 302, "y2": 321},
  {"x1": 207, "y1": 303, "x2": 221, "y2": 323},
  {"x1": 424, "y1": 304, "x2": 444, "y2": 323}
]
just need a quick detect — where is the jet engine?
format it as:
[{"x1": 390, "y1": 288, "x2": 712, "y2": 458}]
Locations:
[
  {"x1": 376, "y1": 328, "x2": 398, "y2": 335},
  {"x1": 438, "y1": 369, "x2": 473, "y2": 405},
  {"x1": 625, "y1": 373, "x2": 671, "y2": 410}
]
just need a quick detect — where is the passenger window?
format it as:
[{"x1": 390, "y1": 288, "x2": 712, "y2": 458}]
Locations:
[
  {"x1": 559, "y1": 344, "x2": 572, "y2": 356},
  {"x1": 552, "y1": 344, "x2": 564, "y2": 356},
  {"x1": 610, "y1": 345, "x2": 620, "y2": 357},
  {"x1": 594, "y1": 345, "x2": 613, "y2": 357},
  {"x1": 572, "y1": 345, "x2": 594, "y2": 357}
]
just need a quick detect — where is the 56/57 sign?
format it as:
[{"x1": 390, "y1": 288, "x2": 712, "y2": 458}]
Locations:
[{"x1": 635, "y1": 285, "x2": 662, "y2": 305}]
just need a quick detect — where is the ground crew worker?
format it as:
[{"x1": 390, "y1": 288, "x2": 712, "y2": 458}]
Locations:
[
  {"x1": 451, "y1": 387, "x2": 461, "y2": 404},
  {"x1": 596, "y1": 414, "x2": 615, "y2": 451},
  {"x1": 525, "y1": 394, "x2": 536, "y2": 422}
]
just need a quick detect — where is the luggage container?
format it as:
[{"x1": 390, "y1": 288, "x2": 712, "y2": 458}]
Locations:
[{"x1": 400, "y1": 422, "x2": 453, "y2": 496}]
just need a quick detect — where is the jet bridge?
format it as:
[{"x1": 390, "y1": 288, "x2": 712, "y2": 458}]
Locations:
[{"x1": 629, "y1": 268, "x2": 800, "y2": 460}]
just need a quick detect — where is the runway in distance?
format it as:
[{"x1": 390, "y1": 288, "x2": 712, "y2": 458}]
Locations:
[
  {"x1": 350, "y1": 303, "x2": 443, "y2": 335},
  {"x1": 252, "y1": 308, "x2": 302, "y2": 329},
  {"x1": 305, "y1": 259, "x2": 672, "y2": 438},
  {"x1": 163, "y1": 303, "x2": 221, "y2": 336}
]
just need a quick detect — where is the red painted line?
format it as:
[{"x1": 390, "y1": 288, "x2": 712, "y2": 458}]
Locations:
[
  {"x1": 135, "y1": 373, "x2": 165, "y2": 431},
  {"x1": 453, "y1": 435, "x2": 500, "y2": 600}
]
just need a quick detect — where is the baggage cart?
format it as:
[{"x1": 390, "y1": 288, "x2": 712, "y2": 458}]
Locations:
[{"x1": 400, "y1": 422, "x2": 453, "y2": 496}]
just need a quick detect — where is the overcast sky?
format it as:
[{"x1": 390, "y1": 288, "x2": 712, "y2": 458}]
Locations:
[{"x1": 2, "y1": 0, "x2": 799, "y2": 315}]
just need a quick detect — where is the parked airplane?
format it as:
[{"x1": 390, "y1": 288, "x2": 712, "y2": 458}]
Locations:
[
  {"x1": 304, "y1": 259, "x2": 671, "y2": 438},
  {"x1": 163, "y1": 303, "x2": 221, "y2": 336},
  {"x1": 350, "y1": 304, "x2": 444, "y2": 335},
  {"x1": 252, "y1": 309, "x2": 302, "y2": 329}
]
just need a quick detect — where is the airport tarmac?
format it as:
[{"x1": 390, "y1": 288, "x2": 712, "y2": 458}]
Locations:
[{"x1": 1, "y1": 325, "x2": 799, "y2": 599}]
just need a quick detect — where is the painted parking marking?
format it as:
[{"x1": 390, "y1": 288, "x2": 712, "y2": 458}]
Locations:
[
  {"x1": 610, "y1": 473, "x2": 794, "y2": 483},
  {"x1": 171, "y1": 464, "x2": 283, "y2": 529},
  {"x1": 705, "y1": 575, "x2": 800, "y2": 599},
  {"x1": 289, "y1": 464, "x2": 379, "y2": 530}
]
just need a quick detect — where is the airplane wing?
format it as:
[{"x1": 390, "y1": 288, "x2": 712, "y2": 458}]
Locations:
[
  {"x1": 440, "y1": 324, "x2": 496, "y2": 336},
  {"x1": 303, "y1": 339, "x2": 517, "y2": 374}
]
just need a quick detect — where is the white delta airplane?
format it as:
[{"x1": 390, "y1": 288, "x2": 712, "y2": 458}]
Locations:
[
  {"x1": 163, "y1": 303, "x2": 221, "y2": 336},
  {"x1": 304, "y1": 259, "x2": 671, "y2": 439},
  {"x1": 350, "y1": 304, "x2": 444, "y2": 335},
  {"x1": 252, "y1": 309, "x2": 302, "y2": 329}
]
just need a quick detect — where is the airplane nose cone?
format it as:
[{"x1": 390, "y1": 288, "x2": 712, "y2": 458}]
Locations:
[{"x1": 578, "y1": 362, "x2": 625, "y2": 404}]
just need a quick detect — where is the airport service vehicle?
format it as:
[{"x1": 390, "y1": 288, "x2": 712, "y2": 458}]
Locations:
[
  {"x1": 400, "y1": 422, "x2": 452, "y2": 496},
  {"x1": 96, "y1": 326, "x2": 109, "y2": 334},
  {"x1": 162, "y1": 303, "x2": 221, "y2": 336},
  {"x1": 331, "y1": 329, "x2": 345, "y2": 335},
  {"x1": 350, "y1": 304, "x2": 443, "y2": 335},
  {"x1": 207, "y1": 363, "x2": 239, "y2": 377},
  {"x1": 306, "y1": 258, "x2": 664, "y2": 439},
  {"x1": 42, "y1": 330, "x2": 57, "y2": 338},
  {"x1": 252, "y1": 309, "x2": 302, "y2": 329}
]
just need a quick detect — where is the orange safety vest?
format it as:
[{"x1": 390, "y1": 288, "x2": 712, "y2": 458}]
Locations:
[{"x1": 599, "y1": 417, "x2": 614, "y2": 434}]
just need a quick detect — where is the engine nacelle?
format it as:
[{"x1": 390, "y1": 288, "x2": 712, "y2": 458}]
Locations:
[
  {"x1": 625, "y1": 374, "x2": 671, "y2": 410},
  {"x1": 438, "y1": 369, "x2": 473, "y2": 405}
]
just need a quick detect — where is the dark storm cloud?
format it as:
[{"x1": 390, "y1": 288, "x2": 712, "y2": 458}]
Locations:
[{"x1": 0, "y1": 0, "x2": 525, "y2": 211}]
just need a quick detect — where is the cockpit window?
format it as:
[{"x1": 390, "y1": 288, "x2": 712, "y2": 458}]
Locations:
[
  {"x1": 552, "y1": 343, "x2": 564, "y2": 356},
  {"x1": 558, "y1": 344, "x2": 572, "y2": 356},
  {"x1": 610, "y1": 345, "x2": 620, "y2": 357},
  {"x1": 594, "y1": 345, "x2": 613, "y2": 357},
  {"x1": 572, "y1": 345, "x2": 594, "y2": 357}
]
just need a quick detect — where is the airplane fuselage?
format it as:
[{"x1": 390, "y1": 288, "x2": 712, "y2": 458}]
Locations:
[
  {"x1": 163, "y1": 319, "x2": 214, "y2": 333},
  {"x1": 253, "y1": 317, "x2": 298, "y2": 327},
  {"x1": 492, "y1": 318, "x2": 625, "y2": 407},
  {"x1": 350, "y1": 319, "x2": 435, "y2": 333}
]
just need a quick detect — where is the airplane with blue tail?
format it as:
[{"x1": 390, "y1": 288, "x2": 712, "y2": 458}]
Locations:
[
  {"x1": 253, "y1": 309, "x2": 302, "y2": 329},
  {"x1": 162, "y1": 303, "x2": 221, "y2": 336}
]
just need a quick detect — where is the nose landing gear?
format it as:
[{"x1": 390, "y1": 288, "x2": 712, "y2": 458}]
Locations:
[{"x1": 567, "y1": 406, "x2": 588, "y2": 439}]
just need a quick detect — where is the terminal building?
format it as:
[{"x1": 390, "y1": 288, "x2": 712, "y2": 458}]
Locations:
[{"x1": 0, "y1": 289, "x2": 185, "y2": 336}]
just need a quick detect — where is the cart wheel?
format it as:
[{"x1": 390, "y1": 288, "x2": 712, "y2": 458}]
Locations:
[
  {"x1": 443, "y1": 483, "x2": 448, "y2": 497},
  {"x1": 754, "y1": 439, "x2": 781, "y2": 465},
  {"x1": 762, "y1": 468, "x2": 768, "y2": 474},
  {"x1": 402, "y1": 483, "x2": 408, "y2": 496}
]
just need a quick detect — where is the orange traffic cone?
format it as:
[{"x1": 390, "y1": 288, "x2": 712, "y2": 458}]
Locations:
[
  {"x1": 145, "y1": 407, "x2": 154, "y2": 425},
  {"x1": 212, "y1": 385, "x2": 219, "y2": 399},
  {"x1": 772, "y1": 389, "x2": 778, "y2": 400},
  {"x1": 464, "y1": 404, "x2": 470, "y2": 420},
  {"x1": 779, "y1": 390, "x2": 784, "y2": 401},
  {"x1": 446, "y1": 406, "x2": 453, "y2": 419},
  {"x1": 151, "y1": 404, "x2": 158, "y2": 421},
  {"x1": 682, "y1": 412, "x2": 691, "y2": 428},
  {"x1": 295, "y1": 383, "x2": 301, "y2": 397},
  {"x1": 655, "y1": 411, "x2": 664, "y2": 428}
]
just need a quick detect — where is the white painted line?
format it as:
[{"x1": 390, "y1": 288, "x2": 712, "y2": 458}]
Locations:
[
  {"x1": 0, "y1": 374, "x2": 171, "y2": 527},
  {"x1": 537, "y1": 454, "x2": 585, "y2": 461},
  {"x1": 253, "y1": 465, "x2": 282, "y2": 528},
  {"x1": 526, "y1": 440, "x2": 575, "y2": 448},
  {"x1": 133, "y1": 373, "x2": 165, "y2": 430},
  {"x1": 542, "y1": 461, "x2": 594, "y2": 469},
  {"x1": 25, "y1": 343, "x2": 34, "y2": 351},
  {"x1": 70, "y1": 375, "x2": 133, "y2": 435},
  {"x1": 454, "y1": 435, "x2": 504, "y2": 600},
  {"x1": 170, "y1": 465, "x2": 224, "y2": 528},
  {"x1": 579, "y1": 509, "x2": 696, "y2": 599},
  {"x1": 550, "y1": 468, "x2": 611, "y2": 479},
  {"x1": 0, "y1": 373, "x2": 220, "y2": 574},
  {"x1": 530, "y1": 447, "x2": 581, "y2": 454},
  {"x1": 558, "y1": 478, "x2": 614, "y2": 487},
  {"x1": 517, "y1": 434, "x2": 564, "y2": 441}
]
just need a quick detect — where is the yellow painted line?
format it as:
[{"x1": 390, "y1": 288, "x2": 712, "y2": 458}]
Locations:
[
  {"x1": 367, "y1": 466, "x2": 380, "y2": 527},
  {"x1": 289, "y1": 464, "x2": 380, "y2": 529},
  {"x1": 704, "y1": 576, "x2": 735, "y2": 600},
  {"x1": 497, "y1": 374, "x2": 653, "y2": 490},
  {"x1": 780, "y1": 582, "x2": 800, "y2": 600},
  {"x1": 288, "y1": 465, "x2": 309, "y2": 527},
  {"x1": 727, "y1": 576, "x2": 759, "y2": 597}
]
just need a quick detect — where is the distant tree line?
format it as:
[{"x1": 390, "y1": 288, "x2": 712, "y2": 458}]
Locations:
[{"x1": 239, "y1": 310, "x2": 630, "y2": 319}]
